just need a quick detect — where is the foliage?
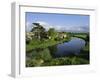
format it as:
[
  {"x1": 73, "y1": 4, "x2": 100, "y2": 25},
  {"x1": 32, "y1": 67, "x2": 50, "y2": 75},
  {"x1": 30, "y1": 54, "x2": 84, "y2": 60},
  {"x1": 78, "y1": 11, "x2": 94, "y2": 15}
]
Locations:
[
  {"x1": 26, "y1": 37, "x2": 70, "y2": 52},
  {"x1": 31, "y1": 23, "x2": 47, "y2": 40},
  {"x1": 48, "y1": 28, "x2": 55, "y2": 36},
  {"x1": 43, "y1": 56, "x2": 89, "y2": 66},
  {"x1": 48, "y1": 28, "x2": 57, "y2": 40},
  {"x1": 26, "y1": 48, "x2": 52, "y2": 67},
  {"x1": 35, "y1": 48, "x2": 52, "y2": 61},
  {"x1": 26, "y1": 59, "x2": 44, "y2": 67},
  {"x1": 26, "y1": 56, "x2": 89, "y2": 67},
  {"x1": 78, "y1": 42, "x2": 89, "y2": 60}
]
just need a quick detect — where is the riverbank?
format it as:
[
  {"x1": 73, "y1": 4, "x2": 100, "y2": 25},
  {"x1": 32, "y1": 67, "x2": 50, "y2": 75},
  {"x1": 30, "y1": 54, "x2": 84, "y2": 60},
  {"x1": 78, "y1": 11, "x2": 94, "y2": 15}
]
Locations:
[
  {"x1": 26, "y1": 37, "x2": 89, "y2": 67},
  {"x1": 78, "y1": 42, "x2": 89, "y2": 60},
  {"x1": 71, "y1": 33, "x2": 89, "y2": 41},
  {"x1": 26, "y1": 38, "x2": 70, "y2": 52}
]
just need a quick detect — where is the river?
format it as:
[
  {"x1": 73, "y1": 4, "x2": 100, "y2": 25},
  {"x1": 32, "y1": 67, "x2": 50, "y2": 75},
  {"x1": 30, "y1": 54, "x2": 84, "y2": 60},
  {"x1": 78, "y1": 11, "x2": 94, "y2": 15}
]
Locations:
[
  {"x1": 27, "y1": 37, "x2": 86, "y2": 58},
  {"x1": 52, "y1": 37, "x2": 86, "y2": 57}
]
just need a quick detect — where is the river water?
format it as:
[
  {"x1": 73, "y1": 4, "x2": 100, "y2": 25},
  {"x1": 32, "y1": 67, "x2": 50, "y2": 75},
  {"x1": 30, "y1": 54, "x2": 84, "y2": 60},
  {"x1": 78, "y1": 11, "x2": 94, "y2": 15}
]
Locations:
[
  {"x1": 27, "y1": 38, "x2": 86, "y2": 58},
  {"x1": 52, "y1": 37, "x2": 86, "y2": 57}
]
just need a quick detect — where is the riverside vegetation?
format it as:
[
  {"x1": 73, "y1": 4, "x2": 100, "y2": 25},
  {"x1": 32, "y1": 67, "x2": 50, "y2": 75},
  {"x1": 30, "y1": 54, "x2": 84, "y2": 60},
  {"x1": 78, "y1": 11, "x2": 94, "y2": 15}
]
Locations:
[{"x1": 26, "y1": 23, "x2": 89, "y2": 67}]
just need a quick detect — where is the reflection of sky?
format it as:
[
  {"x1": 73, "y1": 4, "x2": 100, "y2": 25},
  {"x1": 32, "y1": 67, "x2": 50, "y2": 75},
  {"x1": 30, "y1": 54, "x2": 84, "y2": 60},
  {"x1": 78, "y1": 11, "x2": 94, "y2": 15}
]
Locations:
[
  {"x1": 26, "y1": 12, "x2": 89, "y2": 32},
  {"x1": 54, "y1": 38, "x2": 86, "y2": 57}
]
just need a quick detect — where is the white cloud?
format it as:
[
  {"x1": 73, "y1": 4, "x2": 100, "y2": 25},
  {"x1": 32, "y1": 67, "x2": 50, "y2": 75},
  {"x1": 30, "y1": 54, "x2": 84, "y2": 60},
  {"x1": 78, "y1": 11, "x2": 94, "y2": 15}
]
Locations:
[
  {"x1": 26, "y1": 21, "x2": 89, "y2": 32},
  {"x1": 35, "y1": 21, "x2": 53, "y2": 30},
  {"x1": 64, "y1": 26, "x2": 89, "y2": 32},
  {"x1": 26, "y1": 22, "x2": 33, "y2": 32},
  {"x1": 35, "y1": 21, "x2": 48, "y2": 25}
]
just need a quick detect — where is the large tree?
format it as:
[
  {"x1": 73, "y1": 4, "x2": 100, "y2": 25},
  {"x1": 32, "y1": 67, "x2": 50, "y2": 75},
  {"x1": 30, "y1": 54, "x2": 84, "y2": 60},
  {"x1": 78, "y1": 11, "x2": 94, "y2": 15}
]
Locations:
[{"x1": 31, "y1": 23, "x2": 46, "y2": 40}]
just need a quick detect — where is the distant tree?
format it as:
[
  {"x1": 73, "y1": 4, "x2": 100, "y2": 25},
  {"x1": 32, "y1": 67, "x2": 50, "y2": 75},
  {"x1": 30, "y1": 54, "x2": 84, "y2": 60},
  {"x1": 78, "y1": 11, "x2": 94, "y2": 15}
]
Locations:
[
  {"x1": 48, "y1": 28, "x2": 57, "y2": 39},
  {"x1": 48, "y1": 28, "x2": 55, "y2": 35}
]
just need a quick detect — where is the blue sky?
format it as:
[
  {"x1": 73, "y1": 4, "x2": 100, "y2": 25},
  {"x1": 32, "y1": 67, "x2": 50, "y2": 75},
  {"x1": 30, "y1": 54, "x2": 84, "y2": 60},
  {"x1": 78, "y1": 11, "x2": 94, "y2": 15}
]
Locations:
[{"x1": 26, "y1": 12, "x2": 89, "y2": 32}]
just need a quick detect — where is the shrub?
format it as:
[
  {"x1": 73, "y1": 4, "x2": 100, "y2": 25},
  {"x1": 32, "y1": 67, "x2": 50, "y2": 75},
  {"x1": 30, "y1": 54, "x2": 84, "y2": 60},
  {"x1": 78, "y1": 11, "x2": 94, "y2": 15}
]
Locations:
[{"x1": 37, "y1": 48, "x2": 52, "y2": 61}]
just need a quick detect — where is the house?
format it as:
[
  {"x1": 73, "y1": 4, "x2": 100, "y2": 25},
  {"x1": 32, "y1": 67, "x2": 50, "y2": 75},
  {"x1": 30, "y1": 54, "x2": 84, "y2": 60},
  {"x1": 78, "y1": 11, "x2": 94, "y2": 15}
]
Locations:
[
  {"x1": 58, "y1": 32, "x2": 67, "y2": 39},
  {"x1": 26, "y1": 32, "x2": 34, "y2": 40}
]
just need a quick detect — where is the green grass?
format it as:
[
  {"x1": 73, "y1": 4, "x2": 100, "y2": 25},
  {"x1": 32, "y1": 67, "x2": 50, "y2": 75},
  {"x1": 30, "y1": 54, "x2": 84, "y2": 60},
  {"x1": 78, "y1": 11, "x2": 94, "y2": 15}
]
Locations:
[
  {"x1": 26, "y1": 56, "x2": 89, "y2": 67},
  {"x1": 74, "y1": 34, "x2": 87, "y2": 38},
  {"x1": 73, "y1": 34, "x2": 87, "y2": 40},
  {"x1": 26, "y1": 38, "x2": 70, "y2": 52}
]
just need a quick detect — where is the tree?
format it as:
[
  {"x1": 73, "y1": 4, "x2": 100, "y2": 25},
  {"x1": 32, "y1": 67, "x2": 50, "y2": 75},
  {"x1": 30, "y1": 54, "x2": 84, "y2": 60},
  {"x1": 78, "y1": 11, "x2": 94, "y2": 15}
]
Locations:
[
  {"x1": 48, "y1": 28, "x2": 57, "y2": 40},
  {"x1": 48, "y1": 28, "x2": 55, "y2": 36},
  {"x1": 31, "y1": 23, "x2": 46, "y2": 40},
  {"x1": 86, "y1": 34, "x2": 89, "y2": 41}
]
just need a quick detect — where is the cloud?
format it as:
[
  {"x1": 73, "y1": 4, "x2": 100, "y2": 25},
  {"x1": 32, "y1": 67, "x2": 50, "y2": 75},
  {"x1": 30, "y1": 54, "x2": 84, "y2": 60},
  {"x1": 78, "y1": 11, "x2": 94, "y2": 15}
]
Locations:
[
  {"x1": 26, "y1": 21, "x2": 89, "y2": 33},
  {"x1": 26, "y1": 22, "x2": 33, "y2": 32},
  {"x1": 35, "y1": 21, "x2": 53, "y2": 30},
  {"x1": 63, "y1": 26, "x2": 89, "y2": 32},
  {"x1": 35, "y1": 21, "x2": 48, "y2": 25},
  {"x1": 35, "y1": 21, "x2": 67, "y2": 31}
]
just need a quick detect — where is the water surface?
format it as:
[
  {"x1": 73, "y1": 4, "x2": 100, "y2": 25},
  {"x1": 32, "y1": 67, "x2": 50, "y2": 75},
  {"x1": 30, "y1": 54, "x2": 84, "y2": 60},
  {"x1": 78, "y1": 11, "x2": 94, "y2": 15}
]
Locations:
[{"x1": 52, "y1": 38, "x2": 86, "y2": 57}]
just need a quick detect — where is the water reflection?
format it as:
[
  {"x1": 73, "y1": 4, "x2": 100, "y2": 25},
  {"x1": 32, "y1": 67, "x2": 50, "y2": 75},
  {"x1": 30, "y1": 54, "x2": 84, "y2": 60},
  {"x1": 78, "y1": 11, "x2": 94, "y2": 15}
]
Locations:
[
  {"x1": 27, "y1": 38, "x2": 85, "y2": 58},
  {"x1": 52, "y1": 38, "x2": 85, "y2": 57}
]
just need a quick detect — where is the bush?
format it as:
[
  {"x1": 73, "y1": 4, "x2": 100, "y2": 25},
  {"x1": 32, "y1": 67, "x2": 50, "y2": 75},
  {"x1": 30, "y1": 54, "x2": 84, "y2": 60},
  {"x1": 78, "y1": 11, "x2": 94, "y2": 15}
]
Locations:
[
  {"x1": 26, "y1": 59, "x2": 41, "y2": 67},
  {"x1": 26, "y1": 48, "x2": 52, "y2": 67},
  {"x1": 36, "y1": 48, "x2": 52, "y2": 61},
  {"x1": 55, "y1": 37, "x2": 61, "y2": 41},
  {"x1": 26, "y1": 58, "x2": 45, "y2": 67},
  {"x1": 41, "y1": 56, "x2": 89, "y2": 66}
]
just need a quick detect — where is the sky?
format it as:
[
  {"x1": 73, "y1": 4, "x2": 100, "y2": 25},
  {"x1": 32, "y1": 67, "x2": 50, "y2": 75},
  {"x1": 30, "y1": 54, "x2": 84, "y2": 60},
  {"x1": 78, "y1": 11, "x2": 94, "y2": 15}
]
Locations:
[{"x1": 26, "y1": 12, "x2": 89, "y2": 33}]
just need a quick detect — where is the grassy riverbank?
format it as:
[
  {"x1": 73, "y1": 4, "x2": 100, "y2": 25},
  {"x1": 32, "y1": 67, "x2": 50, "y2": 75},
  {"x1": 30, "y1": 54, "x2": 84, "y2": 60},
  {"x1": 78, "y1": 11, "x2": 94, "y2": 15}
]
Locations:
[
  {"x1": 78, "y1": 42, "x2": 89, "y2": 60},
  {"x1": 26, "y1": 38, "x2": 70, "y2": 52},
  {"x1": 26, "y1": 37, "x2": 89, "y2": 67},
  {"x1": 70, "y1": 33, "x2": 89, "y2": 41}
]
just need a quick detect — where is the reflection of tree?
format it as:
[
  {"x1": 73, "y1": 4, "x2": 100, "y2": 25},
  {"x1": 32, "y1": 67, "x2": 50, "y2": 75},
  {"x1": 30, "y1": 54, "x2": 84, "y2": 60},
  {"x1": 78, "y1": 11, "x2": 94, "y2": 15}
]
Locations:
[
  {"x1": 86, "y1": 34, "x2": 89, "y2": 41},
  {"x1": 48, "y1": 45, "x2": 57, "y2": 57},
  {"x1": 85, "y1": 34, "x2": 89, "y2": 46}
]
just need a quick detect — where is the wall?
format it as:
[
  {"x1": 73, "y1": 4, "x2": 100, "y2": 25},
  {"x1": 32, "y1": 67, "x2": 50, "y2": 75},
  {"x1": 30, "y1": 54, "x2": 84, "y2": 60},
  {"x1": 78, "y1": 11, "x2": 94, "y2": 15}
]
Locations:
[{"x1": 0, "y1": 0, "x2": 100, "y2": 80}]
